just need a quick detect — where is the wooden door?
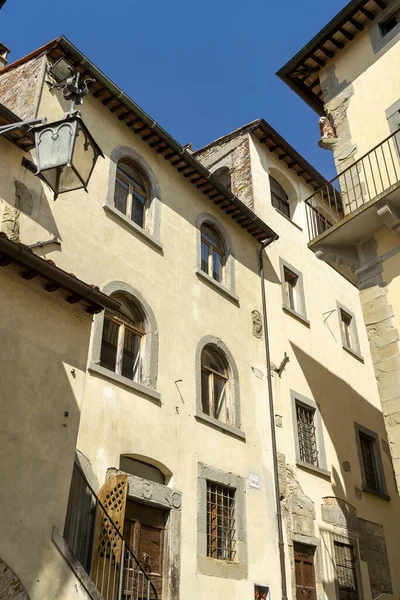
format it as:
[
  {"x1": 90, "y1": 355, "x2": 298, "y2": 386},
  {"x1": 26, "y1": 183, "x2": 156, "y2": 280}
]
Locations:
[
  {"x1": 123, "y1": 500, "x2": 165, "y2": 600},
  {"x1": 294, "y1": 543, "x2": 316, "y2": 600},
  {"x1": 91, "y1": 475, "x2": 128, "y2": 600}
]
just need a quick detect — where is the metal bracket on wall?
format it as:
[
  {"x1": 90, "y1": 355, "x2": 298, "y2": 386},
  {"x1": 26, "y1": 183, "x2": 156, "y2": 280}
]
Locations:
[{"x1": 273, "y1": 352, "x2": 289, "y2": 378}]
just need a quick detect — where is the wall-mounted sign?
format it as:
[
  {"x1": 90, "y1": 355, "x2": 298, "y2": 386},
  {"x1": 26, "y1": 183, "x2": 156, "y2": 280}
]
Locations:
[{"x1": 248, "y1": 472, "x2": 260, "y2": 489}]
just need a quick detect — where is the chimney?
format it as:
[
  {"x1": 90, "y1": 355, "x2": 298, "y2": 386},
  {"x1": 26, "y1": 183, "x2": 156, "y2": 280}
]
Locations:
[{"x1": 0, "y1": 42, "x2": 10, "y2": 68}]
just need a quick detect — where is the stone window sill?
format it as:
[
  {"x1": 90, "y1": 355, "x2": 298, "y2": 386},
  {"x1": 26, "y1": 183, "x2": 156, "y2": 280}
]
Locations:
[
  {"x1": 273, "y1": 207, "x2": 303, "y2": 231},
  {"x1": 104, "y1": 203, "x2": 163, "y2": 252},
  {"x1": 343, "y1": 345, "x2": 364, "y2": 363},
  {"x1": 362, "y1": 485, "x2": 390, "y2": 501},
  {"x1": 282, "y1": 305, "x2": 310, "y2": 327},
  {"x1": 195, "y1": 412, "x2": 246, "y2": 441},
  {"x1": 89, "y1": 363, "x2": 161, "y2": 404},
  {"x1": 197, "y1": 555, "x2": 247, "y2": 580},
  {"x1": 195, "y1": 268, "x2": 240, "y2": 305},
  {"x1": 296, "y1": 460, "x2": 331, "y2": 479}
]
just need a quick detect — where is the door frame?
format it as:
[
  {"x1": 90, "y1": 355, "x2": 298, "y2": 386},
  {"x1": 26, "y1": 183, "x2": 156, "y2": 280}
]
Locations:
[{"x1": 107, "y1": 468, "x2": 182, "y2": 600}]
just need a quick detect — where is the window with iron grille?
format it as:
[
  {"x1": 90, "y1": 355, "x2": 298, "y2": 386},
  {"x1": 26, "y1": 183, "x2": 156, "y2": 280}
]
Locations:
[
  {"x1": 359, "y1": 432, "x2": 381, "y2": 491},
  {"x1": 206, "y1": 481, "x2": 236, "y2": 561},
  {"x1": 334, "y1": 542, "x2": 359, "y2": 600},
  {"x1": 296, "y1": 403, "x2": 319, "y2": 467}
]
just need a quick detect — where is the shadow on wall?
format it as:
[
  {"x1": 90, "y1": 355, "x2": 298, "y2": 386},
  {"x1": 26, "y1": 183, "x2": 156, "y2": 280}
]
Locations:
[
  {"x1": 291, "y1": 342, "x2": 398, "y2": 599},
  {"x1": 0, "y1": 178, "x2": 61, "y2": 242},
  {"x1": 0, "y1": 275, "x2": 91, "y2": 600}
]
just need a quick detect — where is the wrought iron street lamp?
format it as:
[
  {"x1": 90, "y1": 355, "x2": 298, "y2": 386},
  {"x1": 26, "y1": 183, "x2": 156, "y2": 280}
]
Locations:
[{"x1": 0, "y1": 58, "x2": 103, "y2": 199}]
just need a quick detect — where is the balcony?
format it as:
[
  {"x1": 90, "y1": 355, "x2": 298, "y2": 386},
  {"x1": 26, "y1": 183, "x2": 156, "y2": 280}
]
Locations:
[
  {"x1": 305, "y1": 128, "x2": 400, "y2": 256},
  {"x1": 63, "y1": 463, "x2": 158, "y2": 600}
]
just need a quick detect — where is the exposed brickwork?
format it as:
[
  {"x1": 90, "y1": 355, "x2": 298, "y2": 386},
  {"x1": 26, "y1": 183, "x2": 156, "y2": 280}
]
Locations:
[
  {"x1": 196, "y1": 135, "x2": 254, "y2": 209},
  {"x1": 0, "y1": 54, "x2": 45, "y2": 119}
]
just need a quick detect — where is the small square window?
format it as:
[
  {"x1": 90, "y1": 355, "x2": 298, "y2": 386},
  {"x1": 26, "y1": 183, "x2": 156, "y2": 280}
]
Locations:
[
  {"x1": 280, "y1": 260, "x2": 307, "y2": 322},
  {"x1": 296, "y1": 403, "x2": 319, "y2": 467},
  {"x1": 284, "y1": 268, "x2": 299, "y2": 312},
  {"x1": 206, "y1": 481, "x2": 236, "y2": 561},
  {"x1": 380, "y1": 10, "x2": 400, "y2": 36},
  {"x1": 340, "y1": 309, "x2": 353, "y2": 349},
  {"x1": 334, "y1": 541, "x2": 360, "y2": 600},
  {"x1": 359, "y1": 431, "x2": 381, "y2": 492},
  {"x1": 337, "y1": 303, "x2": 362, "y2": 359},
  {"x1": 355, "y1": 424, "x2": 388, "y2": 498}
]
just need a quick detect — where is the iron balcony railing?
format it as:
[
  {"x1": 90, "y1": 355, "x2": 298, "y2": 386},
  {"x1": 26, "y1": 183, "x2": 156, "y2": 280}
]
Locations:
[
  {"x1": 305, "y1": 128, "x2": 400, "y2": 241},
  {"x1": 64, "y1": 463, "x2": 158, "y2": 600}
]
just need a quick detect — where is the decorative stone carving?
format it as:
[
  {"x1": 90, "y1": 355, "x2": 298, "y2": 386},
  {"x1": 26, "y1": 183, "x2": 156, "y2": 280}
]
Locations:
[
  {"x1": 15, "y1": 181, "x2": 33, "y2": 216},
  {"x1": 315, "y1": 244, "x2": 360, "y2": 272},
  {"x1": 318, "y1": 116, "x2": 337, "y2": 149},
  {"x1": 141, "y1": 480, "x2": 153, "y2": 500},
  {"x1": 170, "y1": 491, "x2": 181, "y2": 509},
  {"x1": 0, "y1": 205, "x2": 20, "y2": 241},
  {"x1": 251, "y1": 310, "x2": 263, "y2": 338}
]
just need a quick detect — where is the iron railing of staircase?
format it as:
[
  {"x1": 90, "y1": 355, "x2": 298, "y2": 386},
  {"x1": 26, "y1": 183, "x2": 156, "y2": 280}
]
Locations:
[{"x1": 64, "y1": 462, "x2": 158, "y2": 600}]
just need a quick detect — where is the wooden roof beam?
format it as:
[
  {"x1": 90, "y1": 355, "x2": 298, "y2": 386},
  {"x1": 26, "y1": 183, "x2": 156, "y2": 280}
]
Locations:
[
  {"x1": 349, "y1": 17, "x2": 363, "y2": 31},
  {"x1": 102, "y1": 96, "x2": 114, "y2": 106},
  {"x1": 330, "y1": 37, "x2": 344, "y2": 49},
  {"x1": 360, "y1": 7, "x2": 375, "y2": 19},
  {"x1": 311, "y1": 54, "x2": 326, "y2": 67},
  {"x1": 142, "y1": 132, "x2": 158, "y2": 141},
  {"x1": 375, "y1": 0, "x2": 386, "y2": 8},
  {"x1": 339, "y1": 27, "x2": 354, "y2": 40},
  {"x1": 321, "y1": 46, "x2": 334, "y2": 59}
]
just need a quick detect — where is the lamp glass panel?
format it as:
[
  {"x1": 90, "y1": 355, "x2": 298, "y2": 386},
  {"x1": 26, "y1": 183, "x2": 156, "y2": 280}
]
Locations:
[
  {"x1": 57, "y1": 166, "x2": 83, "y2": 193},
  {"x1": 36, "y1": 121, "x2": 75, "y2": 171},
  {"x1": 71, "y1": 123, "x2": 96, "y2": 185}
]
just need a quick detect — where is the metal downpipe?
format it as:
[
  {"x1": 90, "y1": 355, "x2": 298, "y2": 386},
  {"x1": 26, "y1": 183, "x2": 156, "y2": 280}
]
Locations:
[{"x1": 258, "y1": 239, "x2": 288, "y2": 600}]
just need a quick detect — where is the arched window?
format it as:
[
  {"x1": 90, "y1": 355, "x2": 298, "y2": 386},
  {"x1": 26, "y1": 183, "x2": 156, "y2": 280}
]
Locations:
[
  {"x1": 213, "y1": 166, "x2": 231, "y2": 191},
  {"x1": 114, "y1": 160, "x2": 150, "y2": 228},
  {"x1": 201, "y1": 346, "x2": 230, "y2": 424},
  {"x1": 100, "y1": 295, "x2": 144, "y2": 382},
  {"x1": 270, "y1": 176, "x2": 290, "y2": 218},
  {"x1": 201, "y1": 224, "x2": 225, "y2": 283}
]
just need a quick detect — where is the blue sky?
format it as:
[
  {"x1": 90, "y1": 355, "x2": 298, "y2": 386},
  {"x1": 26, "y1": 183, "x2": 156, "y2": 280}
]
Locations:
[{"x1": 0, "y1": 0, "x2": 348, "y2": 180}]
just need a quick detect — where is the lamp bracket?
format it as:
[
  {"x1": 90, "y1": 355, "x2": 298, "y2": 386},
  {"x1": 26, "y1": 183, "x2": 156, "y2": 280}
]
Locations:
[{"x1": 0, "y1": 117, "x2": 47, "y2": 137}]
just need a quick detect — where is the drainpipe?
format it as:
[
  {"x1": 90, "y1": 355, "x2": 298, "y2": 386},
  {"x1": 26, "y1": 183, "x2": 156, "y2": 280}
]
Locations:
[{"x1": 258, "y1": 239, "x2": 288, "y2": 600}]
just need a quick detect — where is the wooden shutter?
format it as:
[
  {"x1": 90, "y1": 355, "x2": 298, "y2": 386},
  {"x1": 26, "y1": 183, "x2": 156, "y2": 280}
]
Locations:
[
  {"x1": 294, "y1": 543, "x2": 316, "y2": 600},
  {"x1": 91, "y1": 474, "x2": 128, "y2": 599}
]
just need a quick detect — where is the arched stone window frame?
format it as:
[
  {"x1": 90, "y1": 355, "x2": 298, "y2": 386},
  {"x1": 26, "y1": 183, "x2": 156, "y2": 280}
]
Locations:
[
  {"x1": 195, "y1": 335, "x2": 244, "y2": 440},
  {"x1": 268, "y1": 167, "x2": 300, "y2": 224},
  {"x1": 105, "y1": 146, "x2": 162, "y2": 250},
  {"x1": 195, "y1": 212, "x2": 238, "y2": 303},
  {"x1": 89, "y1": 281, "x2": 160, "y2": 403}
]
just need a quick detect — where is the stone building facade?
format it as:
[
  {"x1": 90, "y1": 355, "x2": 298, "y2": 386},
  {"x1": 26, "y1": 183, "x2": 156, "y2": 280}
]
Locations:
[
  {"x1": 278, "y1": 0, "x2": 400, "y2": 496},
  {"x1": 0, "y1": 34, "x2": 399, "y2": 600}
]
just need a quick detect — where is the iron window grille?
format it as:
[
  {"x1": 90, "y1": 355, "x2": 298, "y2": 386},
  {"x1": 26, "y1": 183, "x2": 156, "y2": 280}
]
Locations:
[
  {"x1": 206, "y1": 481, "x2": 236, "y2": 561},
  {"x1": 359, "y1": 432, "x2": 381, "y2": 491},
  {"x1": 334, "y1": 542, "x2": 359, "y2": 600},
  {"x1": 296, "y1": 403, "x2": 319, "y2": 467}
]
